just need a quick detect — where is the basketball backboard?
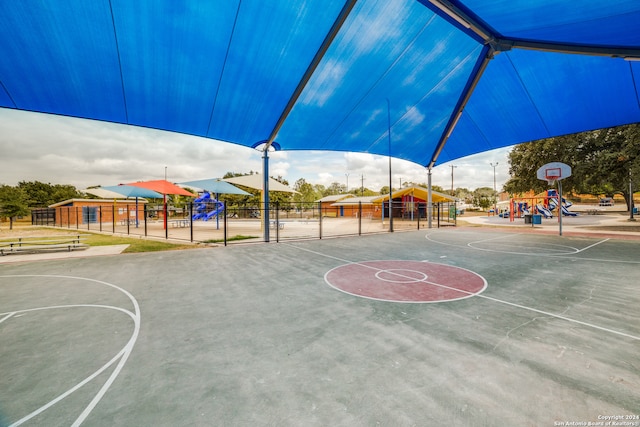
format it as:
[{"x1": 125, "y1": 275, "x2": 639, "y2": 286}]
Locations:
[{"x1": 537, "y1": 162, "x2": 571, "y2": 184}]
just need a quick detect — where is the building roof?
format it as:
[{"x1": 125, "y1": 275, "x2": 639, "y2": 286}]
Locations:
[
  {"x1": 373, "y1": 186, "x2": 455, "y2": 203},
  {"x1": 316, "y1": 194, "x2": 355, "y2": 203},
  {"x1": 331, "y1": 196, "x2": 382, "y2": 206},
  {"x1": 2, "y1": 2, "x2": 639, "y2": 167},
  {"x1": 49, "y1": 198, "x2": 148, "y2": 208}
]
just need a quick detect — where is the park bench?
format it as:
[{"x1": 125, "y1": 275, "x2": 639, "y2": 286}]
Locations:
[
  {"x1": 169, "y1": 219, "x2": 190, "y2": 228},
  {"x1": 269, "y1": 221, "x2": 285, "y2": 230},
  {"x1": 0, "y1": 234, "x2": 89, "y2": 256}
]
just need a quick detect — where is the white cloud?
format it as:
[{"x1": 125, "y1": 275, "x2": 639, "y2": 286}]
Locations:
[{"x1": 0, "y1": 109, "x2": 512, "y2": 192}]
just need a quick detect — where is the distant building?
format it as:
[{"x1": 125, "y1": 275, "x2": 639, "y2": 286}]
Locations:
[{"x1": 48, "y1": 198, "x2": 148, "y2": 226}]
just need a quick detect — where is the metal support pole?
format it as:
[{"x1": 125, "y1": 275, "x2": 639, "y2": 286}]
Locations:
[
  {"x1": 427, "y1": 167, "x2": 433, "y2": 228},
  {"x1": 263, "y1": 149, "x2": 270, "y2": 242},
  {"x1": 630, "y1": 170, "x2": 636, "y2": 221},
  {"x1": 558, "y1": 180, "x2": 563, "y2": 236},
  {"x1": 387, "y1": 98, "x2": 393, "y2": 233}
]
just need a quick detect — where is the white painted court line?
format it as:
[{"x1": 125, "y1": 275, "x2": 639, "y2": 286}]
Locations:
[
  {"x1": 427, "y1": 231, "x2": 640, "y2": 264},
  {"x1": 574, "y1": 238, "x2": 609, "y2": 253},
  {"x1": 477, "y1": 293, "x2": 640, "y2": 341},
  {"x1": 323, "y1": 260, "x2": 488, "y2": 304},
  {"x1": 1, "y1": 275, "x2": 140, "y2": 427},
  {"x1": 0, "y1": 312, "x2": 15, "y2": 324},
  {"x1": 285, "y1": 242, "x2": 640, "y2": 342}
]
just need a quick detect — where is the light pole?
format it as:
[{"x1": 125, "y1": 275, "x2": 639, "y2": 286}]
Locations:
[
  {"x1": 450, "y1": 165, "x2": 457, "y2": 196},
  {"x1": 490, "y1": 162, "x2": 498, "y2": 213},
  {"x1": 345, "y1": 173, "x2": 349, "y2": 193}
]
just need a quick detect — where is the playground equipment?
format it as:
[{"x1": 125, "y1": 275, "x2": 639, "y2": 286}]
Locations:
[
  {"x1": 508, "y1": 189, "x2": 577, "y2": 222},
  {"x1": 192, "y1": 192, "x2": 224, "y2": 221},
  {"x1": 547, "y1": 189, "x2": 578, "y2": 217}
]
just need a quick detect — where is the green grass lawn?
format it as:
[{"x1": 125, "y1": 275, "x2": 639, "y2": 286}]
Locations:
[
  {"x1": 0, "y1": 225, "x2": 198, "y2": 253},
  {"x1": 82, "y1": 233, "x2": 197, "y2": 253}
]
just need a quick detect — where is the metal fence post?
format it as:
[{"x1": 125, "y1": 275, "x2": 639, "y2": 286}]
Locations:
[
  {"x1": 189, "y1": 201, "x2": 193, "y2": 242},
  {"x1": 318, "y1": 201, "x2": 323, "y2": 239},
  {"x1": 276, "y1": 202, "x2": 280, "y2": 243},
  {"x1": 358, "y1": 201, "x2": 362, "y2": 235},
  {"x1": 223, "y1": 204, "x2": 228, "y2": 246}
]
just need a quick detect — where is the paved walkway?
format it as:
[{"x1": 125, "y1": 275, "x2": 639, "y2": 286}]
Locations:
[
  {"x1": 459, "y1": 211, "x2": 640, "y2": 239},
  {"x1": 1, "y1": 231, "x2": 638, "y2": 426},
  {"x1": 0, "y1": 244, "x2": 129, "y2": 264}
]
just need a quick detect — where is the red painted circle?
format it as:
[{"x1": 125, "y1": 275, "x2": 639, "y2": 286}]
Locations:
[{"x1": 325, "y1": 260, "x2": 487, "y2": 303}]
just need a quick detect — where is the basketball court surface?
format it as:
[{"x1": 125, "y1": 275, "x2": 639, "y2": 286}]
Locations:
[{"x1": 1, "y1": 228, "x2": 639, "y2": 426}]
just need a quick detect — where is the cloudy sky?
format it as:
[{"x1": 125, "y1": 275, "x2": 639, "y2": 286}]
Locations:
[{"x1": 0, "y1": 107, "x2": 512, "y2": 192}]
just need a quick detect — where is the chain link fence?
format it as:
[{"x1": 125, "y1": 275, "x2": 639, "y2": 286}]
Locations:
[{"x1": 32, "y1": 200, "x2": 456, "y2": 245}]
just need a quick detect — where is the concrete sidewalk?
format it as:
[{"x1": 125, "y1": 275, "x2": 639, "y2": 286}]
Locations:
[
  {"x1": 459, "y1": 211, "x2": 640, "y2": 238},
  {"x1": 0, "y1": 244, "x2": 129, "y2": 264}
]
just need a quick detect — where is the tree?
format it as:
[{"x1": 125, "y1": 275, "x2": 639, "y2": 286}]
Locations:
[
  {"x1": 219, "y1": 172, "x2": 293, "y2": 210},
  {"x1": 292, "y1": 178, "x2": 317, "y2": 209},
  {"x1": 17, "y1": 181, "x2": 82, "y2": 207},
  {"x1": 324, "y1": 181, "x2": 345, "y2": 196},
  {"x1": 504, "y1": 124, "x2": 640, "y2": 210},
  {"x1": 472, "y1": 187, "x2": 494, "y2": 210},
  {"x1": 0, "y1": 185, "x2": 30, "y2": 229}
]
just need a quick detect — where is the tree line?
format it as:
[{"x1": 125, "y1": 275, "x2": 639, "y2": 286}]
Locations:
[
  {"x1": 2, "y1": 123, "x2": 638, "y2": 226},
  {"x1": 504, "y1": 123, "x2": 639, "y2": 210}
]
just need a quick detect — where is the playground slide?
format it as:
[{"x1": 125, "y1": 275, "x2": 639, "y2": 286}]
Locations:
[
  {"x1": 548, "y1": 198, "x2": 578, "y2": 216},
  {"x1": 203, "y1": 205, "x2": 224, "y2": 221},
  {"x1": 536, "y1": 204, "x2": 553, "y2": 218}
]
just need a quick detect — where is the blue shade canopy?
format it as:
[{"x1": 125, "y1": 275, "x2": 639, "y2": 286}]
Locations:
[
  {"x1": 179, "y1": 179, "x2": 251, "y2": 196},
  {"x1": 101, "y1": 185, "x2": 164, "y2": 199},
  {"x1": 1, "y1": 0, "x2": 639, "y2": 169}
]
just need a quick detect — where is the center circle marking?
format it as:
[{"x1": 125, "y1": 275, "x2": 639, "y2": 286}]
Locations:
[
  {"x1": 325, "y1": 260, "x2": 487, "y2": 303},
  {"x1": 375, "y1": 269, "x2": 428, "y2": 283}
]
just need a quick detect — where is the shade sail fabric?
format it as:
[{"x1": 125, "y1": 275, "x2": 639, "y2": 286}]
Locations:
[
  {"x1": 126, "y1": 180, "x2": 196, "y2": 197},
  {"x1": 84, "y1": 188, "x2": 131, "y2": 199},
  {"x1": 100, "y1": 185, "x2": 163, "y2": 199},
  {"x1": 1, "y1": 1, "x2": 639, "y2": 168},
  {"x1": 223, "y1": 174, "x2": 297, "y2": 193},
  {"x1": 84, "y1": 186, "x2": 162, "y2": 199},
  {"x1": 179, "y1": 179, "x2": 251, "y2": 196}
]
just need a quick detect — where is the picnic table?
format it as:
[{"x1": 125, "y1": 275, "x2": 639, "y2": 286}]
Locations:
[
  {"x1": 0, "y1": 234, "x2": 89, "y2": 256},
  {"x1": 270, "y1": 221, "x2": 285, "y2": 230},
  {"x1": 585, "y1": 207, "x2": 603, "y2": 215},
  {"x1": 169, "y1": 219, "x2": 190, "y2": 228}
]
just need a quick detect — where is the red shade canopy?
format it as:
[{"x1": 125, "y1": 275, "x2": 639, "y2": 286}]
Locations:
[{"x1": 126, "y1": 180, "x2": 196, "y2": 197}]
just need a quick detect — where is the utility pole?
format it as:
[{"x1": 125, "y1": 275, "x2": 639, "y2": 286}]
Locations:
[
  {"x1": 361, "y1": 174, "x2": 364, "y2": 196},
  {"x1": 345, "y1": 172, "x2": 349, "y2": 193},
  {"x1": 490, "y1": 162, "x2": 498, "y2": 213},
  {"x1": 450, "y1": 165, "x2": 457, "y2": 196}
]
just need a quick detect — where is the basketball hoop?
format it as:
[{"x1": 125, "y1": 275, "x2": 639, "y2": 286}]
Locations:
[
  {"x1": 545, "y1": 167, "x2": 561, "y2": 186},
  {"x1": 536, "y1": 162, "x2": 572, "y2": 236}
]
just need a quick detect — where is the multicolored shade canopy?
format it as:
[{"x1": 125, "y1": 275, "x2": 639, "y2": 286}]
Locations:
[
  {"x1": 126, "y1": 180, "x2": 196, "y2": 197},
  {"x1": 1, "y1": 1, "x2": 639, "y2": 168},
  {"x1": 179, "y1": 179, "x2": 251, "y2": 196}
]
